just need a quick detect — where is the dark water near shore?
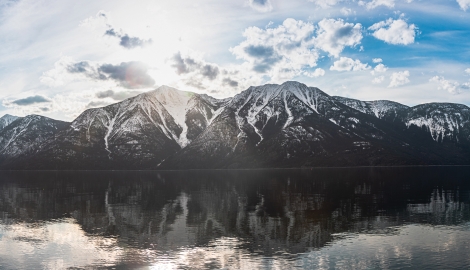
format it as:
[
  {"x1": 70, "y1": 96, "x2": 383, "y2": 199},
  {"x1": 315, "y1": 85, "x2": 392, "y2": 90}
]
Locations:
[{"x1": 0, "y1": 167, "x2": 469, "y2": 269}]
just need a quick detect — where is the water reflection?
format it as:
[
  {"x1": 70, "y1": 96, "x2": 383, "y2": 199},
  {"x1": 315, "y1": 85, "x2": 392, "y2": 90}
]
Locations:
[{"x1": 0, "y1": 167, "x2": 469, "y2": 269}]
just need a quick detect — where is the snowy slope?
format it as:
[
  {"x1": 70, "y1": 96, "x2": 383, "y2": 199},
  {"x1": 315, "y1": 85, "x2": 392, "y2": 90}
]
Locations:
[
  {"x1": 2, "y1": 82, "x2": 470, "y2": 169},
  {"x1": 334, "y1": 96, "x2": 470, "y2": 143},
  {"x1": 69, "y1": 85, "x2": 226, "y2": 150},
  {"x1": 333, "y1": 96, "x2": 409, "y2": 120},
  {"x1": 0, "y1": 115, "x2": 68, "y2": 159},
  {"x1": 0, "y1": 114, "x2": 21, "y2": 131},
  {"x1": 404, "y1": 103, "x2": 470, "y2": 142},
  {"x1": 14, "y1": 86, "x2": 229, "y2": 169},
  {"x1": 161, "y1": 81, "x2": 432, "y2": 169}
]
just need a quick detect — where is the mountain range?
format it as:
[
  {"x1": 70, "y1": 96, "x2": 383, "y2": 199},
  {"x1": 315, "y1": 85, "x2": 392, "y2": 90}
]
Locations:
[{"x1": 1, "y1": 81, "x2": 469, "y2": 169}]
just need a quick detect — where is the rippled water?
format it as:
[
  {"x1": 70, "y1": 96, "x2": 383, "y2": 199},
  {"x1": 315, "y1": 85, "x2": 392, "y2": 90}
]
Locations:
[{"x1": 0, "y1": 167, "x2": 469, "y2": 269}]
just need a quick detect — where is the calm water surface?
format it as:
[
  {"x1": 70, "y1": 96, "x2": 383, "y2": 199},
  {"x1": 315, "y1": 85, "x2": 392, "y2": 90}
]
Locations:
[{"x1": 0, "y1": 167, "x2": 469, "y2": 269}]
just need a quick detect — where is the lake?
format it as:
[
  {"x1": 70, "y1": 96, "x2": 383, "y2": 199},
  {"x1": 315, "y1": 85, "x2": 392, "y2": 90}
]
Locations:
[{"x1": 0, "y1": 167, "x2": 469, "y2": 269}]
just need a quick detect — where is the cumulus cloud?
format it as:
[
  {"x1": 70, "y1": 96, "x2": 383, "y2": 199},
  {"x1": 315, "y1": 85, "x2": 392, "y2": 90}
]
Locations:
[
  {"x1": 248, "y1": 0, "x2": 273, "y2": 12},
  {"x1": 304, "y1": 68, "x2": 326, "y2": 77},
  {"x1": 167, "y1": 51, "x2": 249, "y2": 93},
  {"x1": 8, "y1": 95, "x2": 51, "y2": 106},
  {"x1": 330, "y1": 57, "x2": 370, "y2": 71},
  {"x1": 457, "y1": 0, "x2": 470, "y2": 11},
  {"x1": 369, "y1": 19, "x2": 417, "y2": 45},
  {"x1": 41, "y1": 57, "x2": 155, "y2": 89},
  {"x1": 66, "y1": 61, "x2": 155, "y2": 89},
  {"x1": 79, "y1": 10, "x2": 109, "y2": 28},
  {"x1": 80, "y1": 11, "x2": 151, "y2": 49},
  {"x1": 170, "y1": 52, "x2": 220, "y2": 80},
  {"x1": 429, "y1": 76, "x2": 469, "y2": 94},
  {"x1": 231, "y1": 18, "x2": 363, "y2": 80},
  {"x1": 340, "y1": 7, "x2": 353, "y2": 15},
  {"x1": 372, "y1": 58, "x2": 383, "y2": 63},
  {"x1": 389, "y1": 70, "x2": 410, "y2": 87},
  {"x1": 370, "y1": 63, "x2": 388, "y2": 75},
  {"x1": 104, "y1": 27, "x2": 152, "y2": 49},
  {"x1": 231, "y1": 19, "x2": 319, "y2": 80},
  {"x1": 372, "y1": 75, "x2": 385, "y2": 84},
  {"x1": 98, "y1": 62, "x2": 155, "y2": 88},
  {"x1": 374, "y1": 64, "x2": 387, "y2": 72},
  {"x1": 308, "y1": 0, "x2": 342, "y2": 8},
  {"x1": 40, "y1": 57, "x2": 81, "y2": 87},
  {"x1": 358, "y1": 0, "x2": 395, "y2": 9},
  {"x1": 465, "y1": 68, "x2": 470, "y2": 74},
  {"x1": 222, "y1": 78, "x2": 239, "y2": 87},
  {"x1": 315, "y1": 18, "x2": 363, "y2": 57}
]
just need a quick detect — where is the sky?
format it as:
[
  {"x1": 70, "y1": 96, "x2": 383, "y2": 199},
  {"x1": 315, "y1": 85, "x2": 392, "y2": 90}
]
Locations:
[{"x1": 0, "y1": 0, "x2": 469, "y2": 121}]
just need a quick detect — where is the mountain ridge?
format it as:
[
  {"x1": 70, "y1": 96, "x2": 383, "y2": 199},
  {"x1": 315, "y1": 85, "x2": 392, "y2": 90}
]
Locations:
[{"x1": 1, "y1": 81, "x2": 470, "y2": 169}]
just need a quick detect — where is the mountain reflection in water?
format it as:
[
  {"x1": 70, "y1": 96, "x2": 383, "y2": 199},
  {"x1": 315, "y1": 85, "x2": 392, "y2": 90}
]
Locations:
[{"x1": 0, "y1": 167, "x2": 469, "y2": 269}]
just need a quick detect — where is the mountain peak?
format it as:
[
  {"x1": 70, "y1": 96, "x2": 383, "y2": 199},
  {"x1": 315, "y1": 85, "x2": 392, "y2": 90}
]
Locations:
[
  {"x1": 281, "y1": 81, "x2": 307, "y2": 87},
  {"x1": 155, "y1": 85, "x2": 181, "y2": 93},
  {"x1": 0, "y1": 114, "x2": 20, "y2": 131},
  {"x1": 2, "y1": 80, "x2": 470, "y2": 169},
  {"x1": 148, "y1": 85, "x2": 195, "y2": 106}
]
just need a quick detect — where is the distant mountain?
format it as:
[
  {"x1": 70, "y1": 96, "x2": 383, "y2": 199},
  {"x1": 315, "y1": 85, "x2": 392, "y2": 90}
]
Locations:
[
  {"x1": 1, "y1": 82, "x2": 470, "y2": 169},
  {"x1": 334, "y1": 97, "x2": 470, "y2": 144},
  {"x1": 332, "y1": 96, "x2": 409, "y2": 121},
  {"x1": 403, "y1": 103, "x2": 470, "y2": 143},
  {"x1": 0, "y1": 115, "x2": 68, "y2": 165}
]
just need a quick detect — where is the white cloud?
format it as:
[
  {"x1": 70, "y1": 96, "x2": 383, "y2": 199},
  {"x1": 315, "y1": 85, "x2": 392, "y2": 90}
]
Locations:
[
  {"x1": 40, "y1": 57, "x2": 78, "y2": 87},
  {"x1": 372, "y1": 76, "x2": 385, "y2": 84},
  {"x1": 78, "y1": 10, "x2": 109, "y2": 29},
  {"x1": 465, "y1": 68, "x2": 470, "y2": 74},
  {"x1": 358, "y1": 0, "x2": 395, "y2": 10},
  {"x1": 167, "y1": 51, "x2": 266, "y2": 96},
  {"x1": 370, "y1": 63, "x2": 388, "y2": 75},
  {"x1": 457, "y1": 0, "x2": 470, "y2": 11},
  {"x1": 315, "y1": 18, "x2": 363, "y2": 57},
  {"x1": 389, "y1": 70, "x2": 410, "y2": 87},
  {"x1": 308, "y1": 0, "x2": 342, "y2": 8},
  {"x1": 369, "y1": 19, "x2": 417, "y2": 45},
  {"x1": 429, "y1": 76, "x2": 469, "y2": 95},
  {"x1": 372, "y1": 58, "x2": 383, "y2": 63},
  {"x1": 330, "y1": 57, "x2": 370, "y2": 71},
  {"x1": 247, "y1": 0, "x2": 273, "y2": 12},
  {"x1": 304, "y1": 68, "x2": 325, "y2": 77},
  {"x1": 340, "y1": 7, "x2": 353, "y2": 15},
  {"x1": 231, "y1": 19, "x2": 320, "y2": 81}
]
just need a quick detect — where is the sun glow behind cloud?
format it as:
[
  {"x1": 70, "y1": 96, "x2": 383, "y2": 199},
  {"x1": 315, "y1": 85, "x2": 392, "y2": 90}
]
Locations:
[{"x1": 0, "y1": 0, "x2": 469, "y2": 120}]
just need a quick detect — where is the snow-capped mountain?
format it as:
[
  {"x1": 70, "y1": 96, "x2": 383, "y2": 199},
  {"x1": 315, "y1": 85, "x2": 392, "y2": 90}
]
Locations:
[
  {"x1": 335, "y1": 97, "x2": 470, "y2": 144},
  {"x1": 1, "y1": 82, "x2": 470, "y2": 169},
  {"x1": 160, "y1": 81, "x2": 468, "y2": 169},
  {"x1": 333, "y1": 96, "x2": 409, "y2": 121},
  {"x1": 403, "y1": 103, "x2": 470, "y2": 143},
  {"x1": 0, "y1": 115, "x2": 68, "y2": 162},
  {"x1": 5, "y1": 86, "x2": 227, "y2": 169},
  {"x1": 0, "y1": 114, "x2": 21, "y2": 131}
]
